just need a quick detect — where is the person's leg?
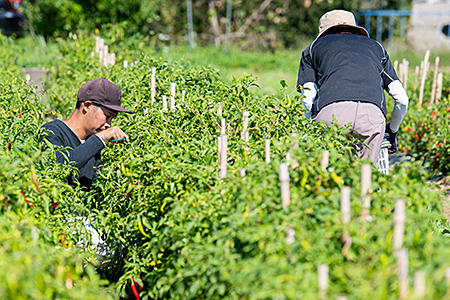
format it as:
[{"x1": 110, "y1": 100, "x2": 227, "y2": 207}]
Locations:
[
  {"x1": 352, "y1": 103, "x2": 386, "y2": 164},
  {"x1": 312, "y1": 102, "x2": 385, "y2": 165}
]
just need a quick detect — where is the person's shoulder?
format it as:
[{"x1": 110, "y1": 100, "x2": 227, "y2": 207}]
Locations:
[
  {"x1": 41, "y1": 119, "x2": 68, "y2": 136},
  {"x1": 42, "y1": 119, "x2": 63, "y2": 129}
]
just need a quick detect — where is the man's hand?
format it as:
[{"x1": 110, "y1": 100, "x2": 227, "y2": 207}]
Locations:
[
  {"x1": 96, "y1": 126, "x2": 129, "y2": 143},
  {"x1": 385, "y1": 123, "x2": 397, "y2": 154}
]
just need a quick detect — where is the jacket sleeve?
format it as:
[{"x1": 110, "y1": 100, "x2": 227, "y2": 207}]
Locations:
[
  {"x1": 381, "y1": 51, "x2": 409, "y2": 133},
  {"x1": 43, "y1": 127, "x2": 105, "y2": 170},
  {"x1": 297, "y1": 45, "x2": 317, "y2": 90}
]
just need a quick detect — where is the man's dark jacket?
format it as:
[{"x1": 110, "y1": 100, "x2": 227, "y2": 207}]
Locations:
[{"x1": 41, "y1": 119, "x2": 105, "y2": 188}]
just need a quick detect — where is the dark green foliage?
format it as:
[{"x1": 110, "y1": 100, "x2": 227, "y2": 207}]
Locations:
[{"x1": 23, "y1": 0, "x2": 414, "y2": 49}]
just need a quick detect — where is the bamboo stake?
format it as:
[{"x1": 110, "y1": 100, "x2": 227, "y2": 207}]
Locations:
[
  {"x1": 289, "y1": 133, "x2": 299, "y2": 169},
  {"x1": 444, "y1": 268, "x2": 450, "y2": 298},
  {"x1": 162, "y1": 95, "x2": 168, "y2": 111},
  {"x1": 90, "y1": 51, "x2": 95, "y2": 58},
  {"x1": 170, "y1": 83, "x2": 176, "y2": 111},
  {"x1": 98, "y1": 47, "x2": 104, "y2": 63},
  {"x1": 279, "y1": 162, "x2": 290, "y2": 209},
  {"x1": 398, "y1": 60, "x2": 404, "y2": 83},
  {"x1": 398, "y1": 249, "x2": 409, "y2": 299},
  {"x1": 413, "y1": 65, "x2": 420, "y2": 93},
  {"x1": 414, "y1": 270, "x2": 425, "y2": 298},
  {"x1": 361, "y1": 164, "x2": 371, "y2": 221},
  {"x1": 341, "y1": 186, "x2": 352, "y2": 255},
  {"x1": 265, "y1": 139, "x2": 271, "y2": 163},
  {"x1": 244, "y1": 130, "x2": 250, "y2": 155},
  {"x1": 318, "y1": 264, "x2": 329, "y2": 300},
  {"x1": 436, "y1": 73, "x2": 443, "y2": 104},
  {"x1": 221, "y1": 118, "x2": 226, "y2": 135},
  {"x1": 393, "y1": 199, "x2": 406, "y2": 251},
  {"x1": 108, "y1": 53, "x2": 116, "y2": 66},
  {"x1": 97, "y1": 38, "x2": 104, "y2": 59},
  {"x1": 445, "y1": 267, "x2": 450, "y2": 285},
  {"x1": 285, "y1": 227, "x2": 295, "y2": 244},
  {"x1": 219, "y1": 134, "x2": 228, "y2": 178},
  {"x1": 217, "y1": 136, "x2": 222, "y2": 164},
  {"x1": 103, "y1": 45, "x2": 109, "y2": 67},
  {"x1": 151, "y1": 67, "x2": 156, "y2": 105},
  {"x1": 123, "y1": 60, "x2": 128, "y2": 68},
  {"x1": 217, "y1": 103, "x2": 222, "y2": 116},
  {"x1": 418, "y1": 50, "x2": 430, "y2": 108},
  {"x1": 242, "y1": 111, "x2": 250, "y2": 138},
  {"x1": 394, "y1": 60, "x2": 398, "y2": 74},
  {"x1": 341, "y1": 187, "x2": 351, "y2": 224},
  {"x1": 430, "y1": 56, "x2": 440, "y2": 105},
  {"x1": 402, "y1": 59, "x2": 409, "y2": 90},
  {"x1": 286, "y1": 151, "x2": 292, "y2": 165},
  {"x1": 95, "y1": 36, "x2": 101, "y2": 53},
  {"x1": 320, "y1": 150, "x2": 329, "y2": 172}
]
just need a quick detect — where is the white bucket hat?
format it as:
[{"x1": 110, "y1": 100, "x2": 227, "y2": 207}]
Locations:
[{"x1": 317, "y1": 10, "x2": 369, "y2": 38}]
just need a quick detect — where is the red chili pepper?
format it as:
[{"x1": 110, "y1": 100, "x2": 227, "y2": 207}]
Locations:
[
  {"x1": 7, "y1": 141, "x2": 11, "y2": 150},
  {"x1": 20, "y1": 191, "x2": 34, "y2": 208},
  {"x1": 131, "y1": 283, "x2": 140, "y2": 300},
  {"x1": 432, "y1": 111, "x2": 437, "y2": 120},
  {"x1": 134, "y1": 276, "x2": 144, "y2": 291},
  {"x1": 50, "y1": 199, "x2": 58, "y2": 214},
  {"x1": 414, "y1": 134, "x2": 420, "y2": 140},
  {"x1": 406, "y1": 127, "x2": 414, "y2": 132}
]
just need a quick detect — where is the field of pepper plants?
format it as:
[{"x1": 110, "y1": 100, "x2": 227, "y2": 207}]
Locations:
[{"x1": 2, "y1": 31, "x2": 450, "y2": 300}]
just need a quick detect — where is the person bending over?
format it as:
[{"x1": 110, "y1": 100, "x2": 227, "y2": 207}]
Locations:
[
  {"x1": 41, "y1": 78, "x2": 133, "y2": 189},
  {"x1": 297, "y1": 10, "x2": 408, "y2": 164}
]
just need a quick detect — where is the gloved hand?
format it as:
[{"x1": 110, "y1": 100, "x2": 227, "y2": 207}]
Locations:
[{"x1": 385, "y1": 123, "x2": 397, "y2": 154}]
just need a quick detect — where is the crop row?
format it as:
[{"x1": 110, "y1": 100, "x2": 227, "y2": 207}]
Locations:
[{"x1": 0, "y1": 33, "x2": 449, "y2": 299}]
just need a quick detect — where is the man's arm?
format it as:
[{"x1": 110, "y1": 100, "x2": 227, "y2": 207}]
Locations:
[
  {"x1": 387, "y1": 80, "x2": 409, "y2": 132},
  {"x1": 44, "y1": 129, "x2": 105, "y2": 170},
  {"x1": 297, "y1": 45, "x2": 317, "y2": 118},
  {"x1": 381, "y1": 54, "x2": 409, "y2": 133}
]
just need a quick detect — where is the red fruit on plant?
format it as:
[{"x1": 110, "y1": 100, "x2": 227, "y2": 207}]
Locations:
[{"x1": 131, "y1": 283, "x2": 140, "y2": 300}]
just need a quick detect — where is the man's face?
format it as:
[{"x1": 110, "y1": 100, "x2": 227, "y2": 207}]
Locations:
[{"x1": 84, "y1": 102, "x2": 118, "y2": 136}]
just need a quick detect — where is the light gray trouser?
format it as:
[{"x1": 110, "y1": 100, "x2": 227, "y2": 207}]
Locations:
[{"x1": 312, "y1": 101, "x2": 386, "y2": 165}]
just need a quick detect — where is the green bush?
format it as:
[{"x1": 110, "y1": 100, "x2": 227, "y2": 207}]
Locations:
[{"x1": 1, "y1": 33, "x2": 450, "y2": 299}]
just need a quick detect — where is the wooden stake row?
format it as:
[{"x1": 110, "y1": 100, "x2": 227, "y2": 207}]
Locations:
[
  {"x1": 398, "y1": 49, "x2": 443, "y2": 107},
  {"x1": 94, "y1": 37, "x2": 116, "y2": 66},
  {"x1": 212, "y1": 127, "x2": 444, "y2": 298},
  {"x1": 418, "y1": 50, "x2": 430, "y2": 108}
]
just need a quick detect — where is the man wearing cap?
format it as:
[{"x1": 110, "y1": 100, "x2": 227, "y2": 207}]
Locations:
[
  {"x1": 297, "y1": 9, "x2": 408, "y2": 165},
  {"x1": 41, "y1": 78, "x2": 133, "y2": 188}
]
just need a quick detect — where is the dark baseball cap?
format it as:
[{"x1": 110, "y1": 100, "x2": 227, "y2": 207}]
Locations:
[{"x1": 77, "y1": 78, "x2": 133, "y2": 114}]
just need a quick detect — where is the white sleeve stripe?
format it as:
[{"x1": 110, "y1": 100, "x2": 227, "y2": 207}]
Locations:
[{"x1": 382, "y1": 70, "x2": 394, "y2": 82}]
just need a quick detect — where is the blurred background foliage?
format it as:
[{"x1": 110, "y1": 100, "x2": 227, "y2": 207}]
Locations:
[{"x1": 23, "y1": 0, "x2": 413, "y2": 50}]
